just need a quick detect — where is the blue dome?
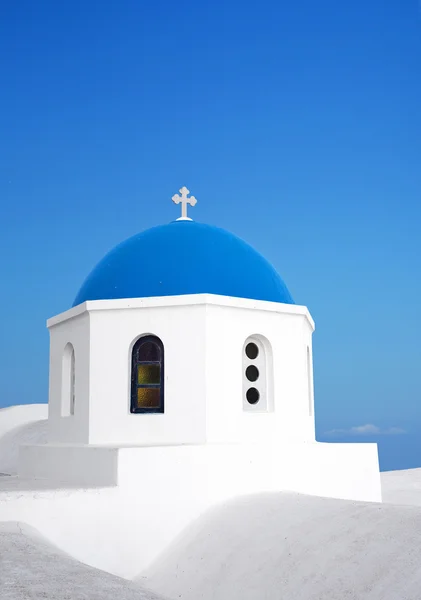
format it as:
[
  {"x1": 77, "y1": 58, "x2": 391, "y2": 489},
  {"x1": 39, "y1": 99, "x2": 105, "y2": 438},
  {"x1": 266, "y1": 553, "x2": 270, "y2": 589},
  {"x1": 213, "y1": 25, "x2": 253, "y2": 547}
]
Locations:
[{"x1": 73, "y1": 221, "x2": 294, "y2": 307}]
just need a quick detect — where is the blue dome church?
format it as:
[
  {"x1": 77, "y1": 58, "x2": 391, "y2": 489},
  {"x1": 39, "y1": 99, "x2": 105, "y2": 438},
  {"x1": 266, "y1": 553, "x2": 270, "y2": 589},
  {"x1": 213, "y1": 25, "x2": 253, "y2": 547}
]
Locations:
[{"x1": 18, "y1": 186, "x2": 382, "y2": 531}]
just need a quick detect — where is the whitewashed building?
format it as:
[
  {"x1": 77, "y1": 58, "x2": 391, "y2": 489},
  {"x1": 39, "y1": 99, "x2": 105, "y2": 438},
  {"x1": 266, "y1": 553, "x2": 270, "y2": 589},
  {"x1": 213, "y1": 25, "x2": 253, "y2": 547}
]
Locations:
[
  {"x1": 18, "y1": 187, "x2": 381, "y2": 501},
  {"x1": 0, "y1": 187, "x2": 382, "y2": 576}
]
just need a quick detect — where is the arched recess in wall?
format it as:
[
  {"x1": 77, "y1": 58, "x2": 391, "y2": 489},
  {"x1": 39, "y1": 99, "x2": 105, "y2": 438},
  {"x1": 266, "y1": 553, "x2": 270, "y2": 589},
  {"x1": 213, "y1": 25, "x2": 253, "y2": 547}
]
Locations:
[
  {"x1": 130, "y1": 335, "x2": 164, "y2": 414},
  {"x1": 307, "y1": 346, "x2": 314, "y2": 417},
  {"x1": 242, "y1": 335, "x2": 274, "y2": 412},
  {"x1": 62, "y1": 343, "x2": 75, "y2": 417}
]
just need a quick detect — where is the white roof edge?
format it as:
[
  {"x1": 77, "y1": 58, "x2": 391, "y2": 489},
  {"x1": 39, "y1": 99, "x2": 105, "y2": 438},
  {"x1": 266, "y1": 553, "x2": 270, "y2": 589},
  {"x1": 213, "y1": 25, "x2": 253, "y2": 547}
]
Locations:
[
  {"x1": 47, "y1": 302, "x2": 87, "y2": 328},
  {"x1": 47, "y1": 294, "x2": 314, "y2": 330}
]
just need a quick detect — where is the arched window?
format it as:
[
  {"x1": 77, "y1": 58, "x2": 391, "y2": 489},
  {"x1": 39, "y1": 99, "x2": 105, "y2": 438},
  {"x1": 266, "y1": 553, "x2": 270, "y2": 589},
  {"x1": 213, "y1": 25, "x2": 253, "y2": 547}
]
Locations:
[
  {"x1": 70, "y1": 347, "x2": 75, "y2": 415},
  {"x1": 242, "y1": 335, "x2": 272, "y2": 412},
  {"x1": 62, "y1": 343, "x2": 75, "y2": 416},
  {"x1": 307, "y1": 346, "x2": 313, "y2": 417},
  {"x1": 130, "y1": 336, "x2": 164, "y2": 414}
]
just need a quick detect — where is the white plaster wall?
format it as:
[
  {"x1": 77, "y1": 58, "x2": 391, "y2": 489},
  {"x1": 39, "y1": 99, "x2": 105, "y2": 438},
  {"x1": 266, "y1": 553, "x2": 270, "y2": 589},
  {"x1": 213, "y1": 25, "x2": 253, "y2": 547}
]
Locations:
[
  {"x1": 48, "y1": 312, "x2": 90, "y2": 444},
  {"x1": 87, "y1": 303, "x2": 207, "y2": 445},
  {"x1": 3, "y1": 438, "x2": 380, "y2": 580},
  {"x1": 17, "y1": 438, "x2": 381, "y2": 505},
  {"x1": 18, "y1": 444, "x2": 118, "y2": 486},
  {"x1": 205, "y1": 303, "x2": 316, "y2": 444},
  {"x1": 46, "y1": 295, "x2": 316, "y2": 446},
  {"x1": 294, "y1": 441, "x2": 382, "y2": 502}
]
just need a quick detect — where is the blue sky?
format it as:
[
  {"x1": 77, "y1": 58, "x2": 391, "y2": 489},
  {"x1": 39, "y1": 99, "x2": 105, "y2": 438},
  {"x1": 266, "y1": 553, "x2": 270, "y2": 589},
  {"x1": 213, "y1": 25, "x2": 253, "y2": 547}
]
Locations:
[{"x1": 0, "y1": 0, "x2": 420, "y2": 471}]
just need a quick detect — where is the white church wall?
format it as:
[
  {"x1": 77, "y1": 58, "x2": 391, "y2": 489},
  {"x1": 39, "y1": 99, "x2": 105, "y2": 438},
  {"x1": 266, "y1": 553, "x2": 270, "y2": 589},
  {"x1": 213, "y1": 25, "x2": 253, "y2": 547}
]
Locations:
[
  {"x1": 305, "y1": 441, "x2": 382, "y2": 502},
  {"x1": 19, "y1": 443, "x2": 118, "y2": 486},
  {"x1": 276, "y1": 440, "x2": 382, "y2": 502},
  {"x1": 87, "y1": 300, "x2": 208, "y2": 445},
  {"x1": 44, "y1": 294, "x2": 316, "y2": 446},
  {"x1": 47, "y1": 311, "x2": 91, "y2": 444},
  {"x1": 205, "y1": 300, "x2": 316, "y2": 444}
]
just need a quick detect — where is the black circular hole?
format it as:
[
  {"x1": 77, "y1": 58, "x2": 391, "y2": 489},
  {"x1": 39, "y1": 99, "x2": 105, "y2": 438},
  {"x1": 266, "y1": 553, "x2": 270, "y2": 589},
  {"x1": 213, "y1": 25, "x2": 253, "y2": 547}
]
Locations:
[
  {"x1": 245, "y1": 365, "x2": 259, "y2": 382},
  {"x1": 245, "y1": 342, "x2": 259, "y2": 360},
  {"x1": 246, "y1": 387, "x2": 260, "y2": 405}
]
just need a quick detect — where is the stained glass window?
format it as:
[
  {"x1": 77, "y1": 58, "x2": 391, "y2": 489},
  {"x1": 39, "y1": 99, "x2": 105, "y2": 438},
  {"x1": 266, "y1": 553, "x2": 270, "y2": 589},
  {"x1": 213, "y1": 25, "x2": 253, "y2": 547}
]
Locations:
[{"x1": 130, "y1": 336, "x2": 164, "y2": 413}]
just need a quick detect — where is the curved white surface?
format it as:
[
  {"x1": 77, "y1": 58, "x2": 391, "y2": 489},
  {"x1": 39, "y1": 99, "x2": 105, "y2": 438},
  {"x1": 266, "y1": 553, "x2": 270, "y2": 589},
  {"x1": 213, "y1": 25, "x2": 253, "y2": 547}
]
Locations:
[
  {"x1": 0, "y1": 522, "x2": 163, "y2": 600},
  {"x1": 0, "y1": 405, "x2": 47, "y2": 475},
  {"x1": 0, "y1": 404, "x2": 47, "y2": 439},
  {"x1": 142, "y1": 490, "x2": 421, "y2": 600},
  {"x1": 381, "y1": 468, "x2": 421, "y2": 506},
  {"x1": 1, "y1": 403, "x2": 419, "y2": 597}
]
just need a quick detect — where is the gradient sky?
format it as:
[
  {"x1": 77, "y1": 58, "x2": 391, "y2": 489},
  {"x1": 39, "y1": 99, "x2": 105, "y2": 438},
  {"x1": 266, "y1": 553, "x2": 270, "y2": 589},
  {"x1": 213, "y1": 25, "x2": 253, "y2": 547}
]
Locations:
[{"x1": 1, "y1": 0, "x2": 420, "y2": 471}]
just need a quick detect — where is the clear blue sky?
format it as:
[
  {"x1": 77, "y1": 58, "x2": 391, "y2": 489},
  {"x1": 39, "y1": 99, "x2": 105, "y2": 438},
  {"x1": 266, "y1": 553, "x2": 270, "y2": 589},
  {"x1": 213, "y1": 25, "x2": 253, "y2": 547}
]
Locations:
[{"x1": 1, "y1": 0, "x2": 420, "y2": 471}]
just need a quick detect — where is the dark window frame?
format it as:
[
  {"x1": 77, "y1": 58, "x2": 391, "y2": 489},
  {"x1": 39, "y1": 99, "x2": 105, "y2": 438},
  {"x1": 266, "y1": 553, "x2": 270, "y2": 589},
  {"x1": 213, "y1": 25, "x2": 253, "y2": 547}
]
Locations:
[{"x1": 130, "y1": 335, "x2": 164, "y2": 414}]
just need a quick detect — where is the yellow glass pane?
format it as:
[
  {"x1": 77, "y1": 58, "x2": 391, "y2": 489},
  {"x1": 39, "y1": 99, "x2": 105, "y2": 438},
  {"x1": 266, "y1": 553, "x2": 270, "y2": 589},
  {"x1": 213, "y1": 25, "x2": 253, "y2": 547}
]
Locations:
[
  {"x1": 137, "y1": 387, "x2": 161, "y2": 408},
  {"x1": 137, "y1": 364, "x2": 160, "y2": 385}
]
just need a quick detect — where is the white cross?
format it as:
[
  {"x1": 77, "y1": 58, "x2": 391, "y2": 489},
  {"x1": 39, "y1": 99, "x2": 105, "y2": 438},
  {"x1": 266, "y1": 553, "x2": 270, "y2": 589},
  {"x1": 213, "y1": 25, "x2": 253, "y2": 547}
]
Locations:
[{"x1": 172, "y1": 186, "x2": 197, "y2": 221}]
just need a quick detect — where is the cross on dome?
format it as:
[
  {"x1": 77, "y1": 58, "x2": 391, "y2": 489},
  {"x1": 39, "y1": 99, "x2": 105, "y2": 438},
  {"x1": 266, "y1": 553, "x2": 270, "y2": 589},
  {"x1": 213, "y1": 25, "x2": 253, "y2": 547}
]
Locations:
[{"x1": 172, "y1": 186, "x2": 197, "y2": 221}]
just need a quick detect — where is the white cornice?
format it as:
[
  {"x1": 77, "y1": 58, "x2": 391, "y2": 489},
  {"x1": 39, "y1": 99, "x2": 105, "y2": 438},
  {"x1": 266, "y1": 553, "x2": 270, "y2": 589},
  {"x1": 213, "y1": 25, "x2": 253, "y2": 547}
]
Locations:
[{"x1": 47, "y1": 294, "x2": 315, "y2": 330}]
